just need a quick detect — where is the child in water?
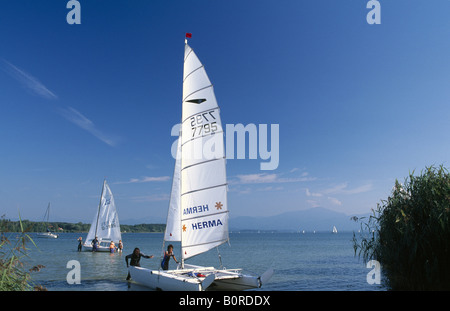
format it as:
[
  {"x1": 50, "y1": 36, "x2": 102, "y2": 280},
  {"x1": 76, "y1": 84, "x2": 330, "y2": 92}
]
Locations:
[{"x1": 161, "y1": 244, "x2": 179, "y2": 270}]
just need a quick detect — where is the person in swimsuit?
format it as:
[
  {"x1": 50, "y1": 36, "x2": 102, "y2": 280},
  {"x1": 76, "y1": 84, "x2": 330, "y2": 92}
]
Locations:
[
  {"x1": 125, "y1": 247, "x2": 154, "y2": 280},
  {"x1": 109, "y1": 241, "x2": 116, "y2": 253},
  {"x1": 91, "y1": 236, "x2": 99, "y2": 252},
  {"x1": 161, "y1": 244, "x2": 179, "y2": 270},
  {"x1": 77, "y1": 237, "x2": 83, "y2": 252}
]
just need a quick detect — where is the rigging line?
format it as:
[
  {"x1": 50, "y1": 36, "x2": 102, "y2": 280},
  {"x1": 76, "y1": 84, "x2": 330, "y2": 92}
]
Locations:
[
  {"x1": 182, "y1": 210, "x2": 229, "y2": 222},
  {"x1": 180, "y1": 183, "x2": 228, "y2": 197},
  {"x1": 217, "y1": 247, "x2": 224, "y2": 270},
  {"x1": 180, "y1": 157, "x2": 225, "y2": 172},
  {"x1": 182, "y1": 84, "x2": 213, "y2": 103},
  {"x1": 183, "y1": 65, "x2": 204, "y2": 82}
]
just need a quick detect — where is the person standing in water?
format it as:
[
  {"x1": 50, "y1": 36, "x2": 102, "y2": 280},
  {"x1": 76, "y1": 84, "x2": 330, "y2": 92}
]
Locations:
[
  {"x1": 125, "y1": 248, "x2": 154, "y2": 280},
  {"x1": 109, "y1": 241, "x2": 116, "y2": 253},
  {"x1": 161, "y1": 244, "x2": 179, "y2": 270},
  {"x1": 77, "y1": 237, "x2": 83, "y2": 252},
  {"x1": 91, "y1": 236, "x2": 99, "y2": 252}
]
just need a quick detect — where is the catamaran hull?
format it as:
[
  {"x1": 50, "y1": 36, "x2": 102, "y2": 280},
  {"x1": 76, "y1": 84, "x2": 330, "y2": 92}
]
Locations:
[
  {"x1": 128, "y1": 265, "x2": 270, "y2": 291},
  {"x1": 208, "y1": 275, "x2": 260, "y2": 291},
  {"x1": 129, "y1": 266, "x2": 204, "y2": 291}
]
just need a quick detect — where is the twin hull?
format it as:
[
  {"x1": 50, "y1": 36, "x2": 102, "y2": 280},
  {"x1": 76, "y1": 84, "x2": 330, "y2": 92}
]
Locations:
[{"x1": 128, "y1": 265, "x2": 263, "y2": 291}]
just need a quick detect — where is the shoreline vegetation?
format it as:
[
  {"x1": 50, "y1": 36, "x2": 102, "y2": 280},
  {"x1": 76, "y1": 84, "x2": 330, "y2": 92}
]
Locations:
[
  {"x1": 353, "y1": 165, "x2": 450, "y2": 290},
  {"x1": 0, "y1": 218, "x2": 165, "y2": 233}
]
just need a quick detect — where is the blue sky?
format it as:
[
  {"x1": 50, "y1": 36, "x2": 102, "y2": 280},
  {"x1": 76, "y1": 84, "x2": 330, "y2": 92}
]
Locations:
[{"x1": 1, "y1": 0, "x2": 450, "y2": 223}]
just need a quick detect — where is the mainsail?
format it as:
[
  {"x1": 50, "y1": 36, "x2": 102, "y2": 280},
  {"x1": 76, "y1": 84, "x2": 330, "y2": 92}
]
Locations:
[
  {"x1": 85, "y1": 180, "x2": 121, "y2": 245},
  {"x1": 163, "y1": 43, "x2": 229, "y2": 261}
]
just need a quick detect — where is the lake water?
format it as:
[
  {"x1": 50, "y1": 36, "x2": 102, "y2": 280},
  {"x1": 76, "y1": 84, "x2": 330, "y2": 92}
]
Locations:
[{"x1": 20, "y1": 231, "x2": 386, "y2": 291}]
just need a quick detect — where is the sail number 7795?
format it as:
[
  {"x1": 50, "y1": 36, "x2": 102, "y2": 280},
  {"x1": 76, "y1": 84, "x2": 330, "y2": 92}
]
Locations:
[{"x1": 190, "y1": 110, "x2": 218, "y2": 137}]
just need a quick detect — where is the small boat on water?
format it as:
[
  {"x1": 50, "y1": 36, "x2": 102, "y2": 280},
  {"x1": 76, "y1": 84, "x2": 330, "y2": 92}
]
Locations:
[
  {"x1": 37, "y1": 230, "x2": 58, "y2": 239},
  {"x1": 37, "y1": 203, "x2": 58, "y2": 239},
  {"x1": 332, "y1": 226, "x2": 338, "y2": 234},
  {"x1": 83, "y1": 179, "x2": 122, "y2": 252}
]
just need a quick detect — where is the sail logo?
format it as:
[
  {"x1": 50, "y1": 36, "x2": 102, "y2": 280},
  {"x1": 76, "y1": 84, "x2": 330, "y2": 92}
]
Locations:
[
  {"x1": 183, "y1": 204, "x2": 209, "y2": 215},
  {"x1": 191, "y1": 219, "x2": 223, "y2": 231},
  {"x1": 101, "y1": 220, "x2": 118, "y2": 230}
]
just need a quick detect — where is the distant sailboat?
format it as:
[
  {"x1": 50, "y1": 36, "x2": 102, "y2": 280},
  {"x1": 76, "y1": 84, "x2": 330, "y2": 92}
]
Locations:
[
  {"x1": 83, "y1": 180, "x2": 121, "y2": 252},
  {"x1": 37, "y1": 203, "x2": 58, "y2": 239},
  {"x1": 129, "y1": 35, "x2": 273, "y2": 291},
  {"x1": 332, "y1": 226, "x2": 338, "y2": 234}
]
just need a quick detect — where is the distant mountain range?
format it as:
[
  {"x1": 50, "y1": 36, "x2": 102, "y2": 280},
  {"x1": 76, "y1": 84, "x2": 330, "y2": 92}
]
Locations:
[
  {"x1": 111, "y1": 207, "x2": 369, "y2": 232},
  {"x1": 5, "y1": 207, "x2": 367, "y2": 232},
  {"x1": 229, "y1": 207, "x2": 368, "y2": 232}
]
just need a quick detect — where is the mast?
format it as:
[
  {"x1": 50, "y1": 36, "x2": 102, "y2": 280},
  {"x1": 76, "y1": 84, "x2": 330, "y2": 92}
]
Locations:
[
  {"x1": 46, "y1": 202, "x2": 50, "y2": 222},
  {"x1": 43, "y1": 202, "x2": 50, "y2": 224},
  {"x1": 180, "y1": 33, "x2": 189, "y2": 269},
  {"x1": 42, "y1": 202, "x2": 51, "y2": 231},
  {"x1": 94, "y1": 179, "x2": 106, "y2": 238}
]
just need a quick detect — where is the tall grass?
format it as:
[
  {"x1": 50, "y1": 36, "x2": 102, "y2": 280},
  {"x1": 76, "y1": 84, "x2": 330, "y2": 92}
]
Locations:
[
  {"x1": 0, "y1": 214, "x2": 45, "y2": 291},
  {"x1": 353, "y1": 165, "x2": 450, "y2": 290}
]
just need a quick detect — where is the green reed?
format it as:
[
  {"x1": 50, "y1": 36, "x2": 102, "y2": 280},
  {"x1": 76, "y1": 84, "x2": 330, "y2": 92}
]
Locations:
[
  {"x1": 0, "y1": 214, "x2": 45, "y2": 291},
  {"x1": 353, "y1": 165, "x2": 450, "y2": 290}
]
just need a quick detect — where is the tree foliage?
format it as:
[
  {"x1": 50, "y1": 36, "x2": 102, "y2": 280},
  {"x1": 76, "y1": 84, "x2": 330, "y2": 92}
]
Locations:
[{"x1": 0, "y1": 219, "x2": 165, "y2": 233}]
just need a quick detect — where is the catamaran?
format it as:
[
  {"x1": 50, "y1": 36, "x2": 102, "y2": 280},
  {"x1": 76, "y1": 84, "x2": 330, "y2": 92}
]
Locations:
[
  {"x1": 129, "y1": 35, "x2": 273, "y2": 291},
  {"x1": 37, "y1": 203, "x2": 58, "y2": 239},
  {"x1": 83, "y1": 179, "x2": 122, "y2": 252}
]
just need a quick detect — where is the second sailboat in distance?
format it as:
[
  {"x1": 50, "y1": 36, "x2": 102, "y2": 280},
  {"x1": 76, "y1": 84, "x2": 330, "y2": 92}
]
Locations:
[{"x1": 83, "y1": 179, "x2": 122, "y2": 252}]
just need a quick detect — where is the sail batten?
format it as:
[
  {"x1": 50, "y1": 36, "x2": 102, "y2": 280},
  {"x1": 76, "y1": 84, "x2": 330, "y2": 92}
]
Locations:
[
  {"x1": 180, "y1": 157, "x2": 225, "y2": 172},
  {"x1": 182, "y1": 85, "x2": 214, "y2": 103},
  {"x1": 183, "y1": 210, "x2": 229, "y2": 222},
  {"x1": 182, "y1": 239, "x2": 228, "y2": 250},
  {"x1": 183, "y1": 65, "x2": 205, "y2": 82},
  {"x1": 181, "y1": 184, "x2": 227, "y2": 197},
  {"x1": 181, "y1": 132, "x2": 225, "y2": 149}
]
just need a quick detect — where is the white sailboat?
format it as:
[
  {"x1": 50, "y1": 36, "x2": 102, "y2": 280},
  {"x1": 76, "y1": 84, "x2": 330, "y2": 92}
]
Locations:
[
  {"x1": 83, "y1": 180, "x2": 122, "y2": 252},
  {"x1": 129, "y1": 36, "x2": 273, "y2": 291},
  {"x1": 37, "y1": 203, "x2": 58, "y2": 239},
  {"x1": 332, "y1": 226, "x2": 338, "y2": 234}
]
